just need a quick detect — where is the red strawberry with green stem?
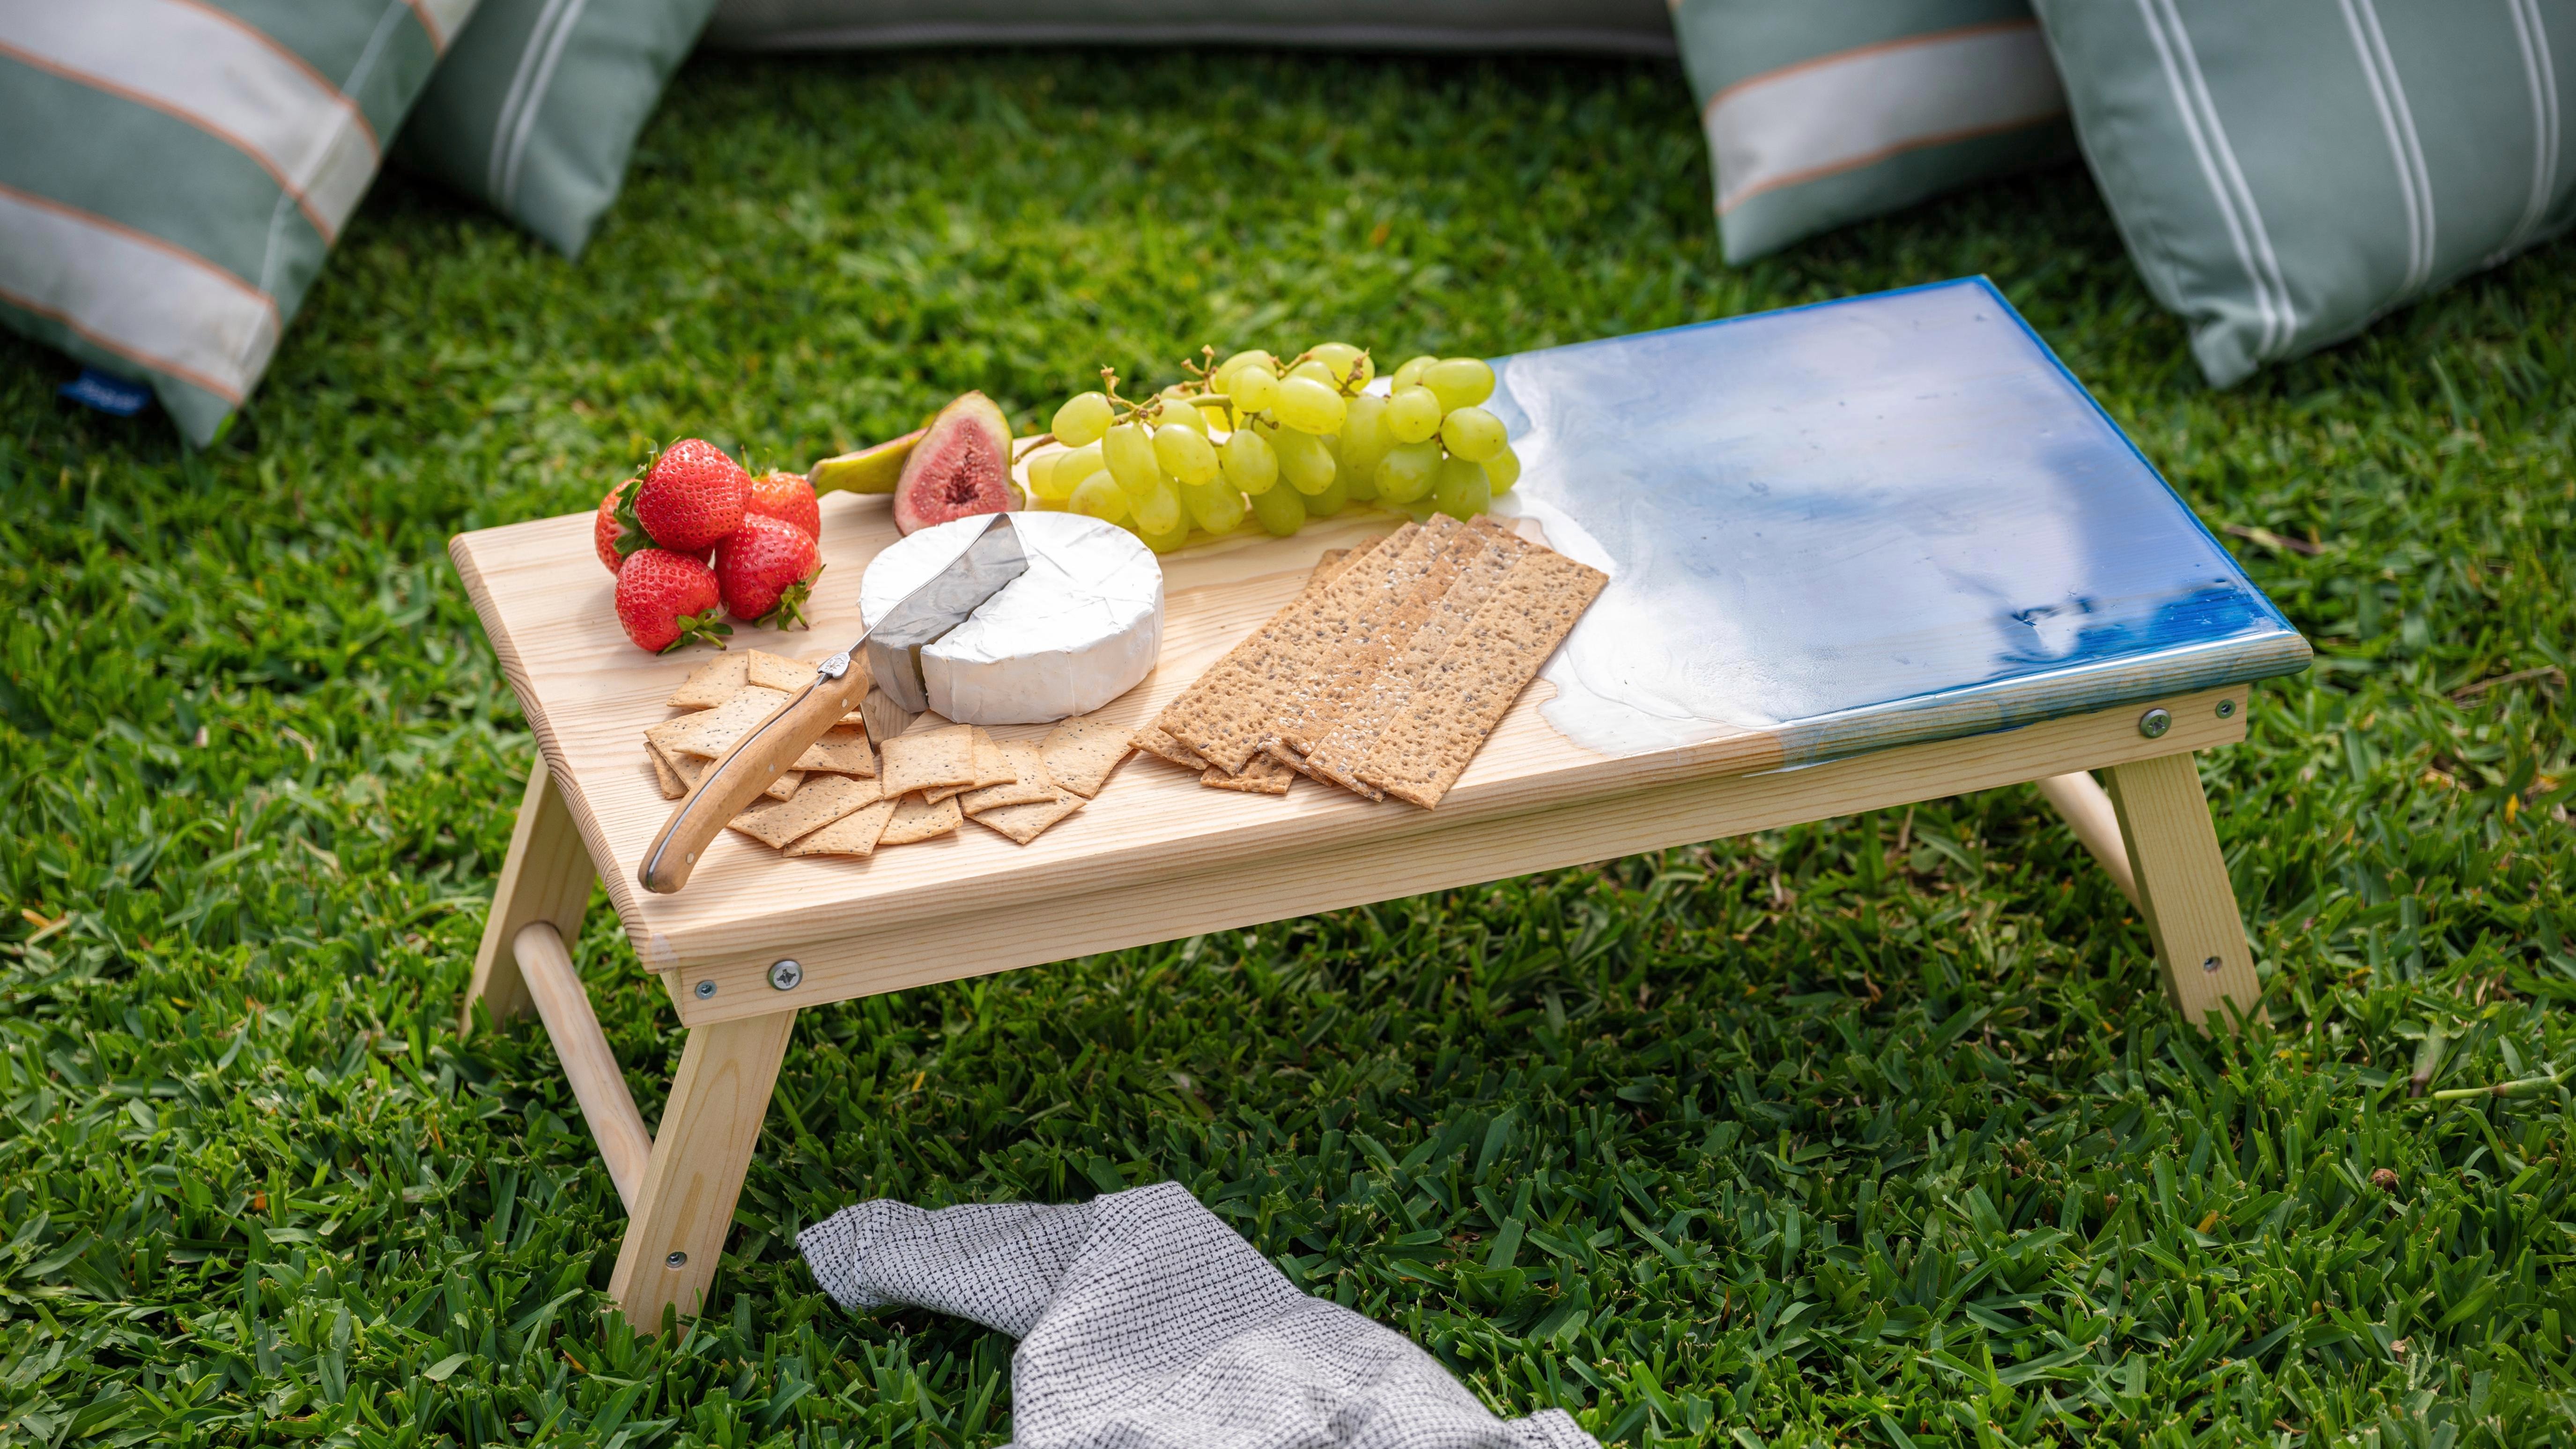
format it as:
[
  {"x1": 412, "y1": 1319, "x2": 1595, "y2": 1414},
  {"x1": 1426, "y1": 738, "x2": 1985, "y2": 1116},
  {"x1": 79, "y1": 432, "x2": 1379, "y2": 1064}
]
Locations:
[
  {"x1": 746, "y1": 469, "x2": 821, "y2": 540},
  {"x1": 595, "y1": 484, "x2": 642, "y2": 572},
  {"x1": 715, "y1": 515, "x2": 822, "y2": 628},
  {"x1": 615, "y1": 438, "x2": 749, "y2": 556},
  {"x1": 615, "y1": 548, "x2": 731, "y2": 653}
]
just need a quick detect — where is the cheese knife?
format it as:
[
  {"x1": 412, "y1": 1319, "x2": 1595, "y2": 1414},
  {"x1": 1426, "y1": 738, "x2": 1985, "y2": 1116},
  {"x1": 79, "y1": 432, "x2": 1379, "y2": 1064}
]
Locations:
[{"x1": 638, "y1": 512, "x2": 1029, "y2": 894}]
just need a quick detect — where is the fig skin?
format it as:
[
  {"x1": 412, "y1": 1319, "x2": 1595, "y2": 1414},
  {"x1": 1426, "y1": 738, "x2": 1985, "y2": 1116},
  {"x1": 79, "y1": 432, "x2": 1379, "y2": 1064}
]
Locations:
[{"x1": 890, "y1": 392, "x2": 1015, "y2": 535}]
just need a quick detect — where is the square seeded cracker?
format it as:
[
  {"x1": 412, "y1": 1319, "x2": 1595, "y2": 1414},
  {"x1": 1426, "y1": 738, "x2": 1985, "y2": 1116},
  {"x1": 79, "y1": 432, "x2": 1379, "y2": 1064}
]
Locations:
[
  {"x1": 880, "y1": 793, "x2": 963, "y2": 845},
  {"x1": 961, "y1": 740, "x2": 1060, "y2": 814},
  {"x1": 650, "y1": 685, "x2": 793, "y2": 757},
  {"x1": 1202, "y1": 754, "x2": 1294, "y2": 796},
  {"x1": 1130, "y1": 724, "x2": 1207, "y2": 770},
  {"x1": 647, "y1": 735, "x2": 800, "y2": 801},
  {"x1": 879, "y1": 724, "x2": 976, "y2": 797},
  {"x1": 970, "y1": 790, "x2": 1086, "y2": 845},
  {"x1": 728, "y1": 773, "x2": 885, "y2": 849},
  {"x1": 667, "y1": 652, "x2": 751, "y2": 709},
  {"x1": 784, "y1": 798, "x2": 899, "y2": 858},
  {"x1": 745, "y1": 650, "x2": 818, "y2": 693},
  {"x1": 1040, "y1": 715, "x2": 1132, "y2": 798}
]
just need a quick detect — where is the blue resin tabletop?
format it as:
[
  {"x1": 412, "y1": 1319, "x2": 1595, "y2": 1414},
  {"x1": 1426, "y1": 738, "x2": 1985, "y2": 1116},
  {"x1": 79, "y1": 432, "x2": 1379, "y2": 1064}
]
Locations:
[{"x1": 1490, "y1": 277, "x2": 2310, "y2": 765}]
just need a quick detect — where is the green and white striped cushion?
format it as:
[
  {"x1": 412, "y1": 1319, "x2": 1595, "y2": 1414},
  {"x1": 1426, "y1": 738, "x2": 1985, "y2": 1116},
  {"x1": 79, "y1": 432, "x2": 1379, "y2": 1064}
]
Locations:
[
  {"x1": 398, "y1": 0, "x2": 720, "y2": 258},
  {"x1": 1671, "y1": 0, "x2": 2075, "y2": 264},
  {"x1": 2035, "y1": 0, "x2": 2576, "y2": 385},
  {"x1": 0, "y1": 0, "x2": 477, "y2": 444}
]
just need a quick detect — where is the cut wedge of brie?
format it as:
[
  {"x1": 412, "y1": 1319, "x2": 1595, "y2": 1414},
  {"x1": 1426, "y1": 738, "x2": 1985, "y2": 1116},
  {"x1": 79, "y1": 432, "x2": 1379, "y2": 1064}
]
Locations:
[{"x1": 860, "y1": 513, "x2": 1163, "y2": 724}]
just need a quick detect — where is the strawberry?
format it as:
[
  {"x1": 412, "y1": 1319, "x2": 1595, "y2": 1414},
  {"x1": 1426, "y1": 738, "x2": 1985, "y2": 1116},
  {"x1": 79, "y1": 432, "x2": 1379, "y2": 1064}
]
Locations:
[
  {"x1": 746, "y1": 469, "x2": 821, "y2": 540},
  {"x1": 617, "y1": 438, "x2": 748, "y2": 555},
  {"x1": 615, "y1": 548, "x2": 731, "y2": 653},
  {"x1": 594, "y1": 483, "x2": 642, "y2": 572},
  {"x1": 714, "y1": 515, "x2": 822, "y2": 628}
]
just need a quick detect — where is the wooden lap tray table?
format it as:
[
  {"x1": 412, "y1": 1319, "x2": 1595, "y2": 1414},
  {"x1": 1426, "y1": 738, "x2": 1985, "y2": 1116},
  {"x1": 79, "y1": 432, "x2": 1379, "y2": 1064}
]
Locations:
[{"x1": 449, "y1": 279, "x2": 2309, "y2": 1331}]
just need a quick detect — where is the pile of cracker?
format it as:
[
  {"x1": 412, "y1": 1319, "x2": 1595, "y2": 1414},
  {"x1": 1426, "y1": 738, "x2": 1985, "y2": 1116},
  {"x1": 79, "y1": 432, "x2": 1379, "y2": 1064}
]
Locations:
[
  {"x1": 645, "y1": 650, "x2": 1133, "y2": 859},
  {"x1": 1132, "y1": 513, "x2": 1607, "y2": 809}
]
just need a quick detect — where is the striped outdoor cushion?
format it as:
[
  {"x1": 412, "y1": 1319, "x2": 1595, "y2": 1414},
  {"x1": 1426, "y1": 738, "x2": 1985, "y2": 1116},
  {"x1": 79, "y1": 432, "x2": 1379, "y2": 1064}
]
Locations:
[
  {"x1": 398, "y1": 0, "x2": 719, "y2": 259},
  {"x1": 1672, "y1": 1, "x2": 2075, "y2": 264},
  {"x1": 0, "y1": 0, "x2": 479, "y2": 444},
  {"x1": 2035, "y1": 0, "x2": 2576, "y2": 386}
]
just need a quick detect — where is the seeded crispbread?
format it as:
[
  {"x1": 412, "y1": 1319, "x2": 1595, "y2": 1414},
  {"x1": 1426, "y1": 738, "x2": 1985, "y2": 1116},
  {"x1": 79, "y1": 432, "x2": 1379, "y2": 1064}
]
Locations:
[
  {"x1": 1202, "y1": 754, "x2": 1294, "y2": 796},
  {"x1": 784, "y1": 798, "x2": 899, "y2": 858},
  {"x1": 1303, "y1": 527, "x2": 1531, "y2": 793},
  {"x1": 800, "y1": 725, "x2": 877, "y2": 777},
  {"x1": 1271, "y1": 515, "x2": 1503, "y2": 757},
  {"x1": 1350, "y1": 547, "x2": 1608, "y2": 809},
  {"x1": 1130, "y1": 724, "x2": 1207, "y2": 770},
  {"x1": 924, "y1": 727, "x2": 1014, "y2": 801},
  {"x1": 970, "y1": 790, "x2": 1086, "y2": 844},
  {"x1": 961, "y1": 740, "x2": 1059, "y2": 814},
  {"x1": 728, "y1": 773, "x2": 885, "y2": 849},
  {"x1": 650, "y1": 685, "x2": 792, "y2": 757},
  {"x1": 648, "y1": 734, "x2": 799, "y2": 801},
  {"x1": 745, "y1": 650, "x2": 818, "y2": 693},
  {"x1": 880, "y1": 793, "x2": 963, "y2": 844},
  {"x1": 1160, "y1": 519, "x2": 1465, "y2": 772},
  {"x1": 1040, "y1": 715, "x2": 1132, "y2": 798},
  {"x1": 668, "y1": 651, "x2": 750, "y2": 709},
  {"x1": 878, "y1": 724, "x2": 975, "y2": 798},
  {"x1": 648, "y1": 750, "x2": 684, "y2": 799}
]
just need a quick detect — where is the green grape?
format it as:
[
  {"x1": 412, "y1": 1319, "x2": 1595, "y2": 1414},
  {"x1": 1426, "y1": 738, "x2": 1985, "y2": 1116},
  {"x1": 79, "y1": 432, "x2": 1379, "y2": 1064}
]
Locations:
[
  {"x1": 1044, "y1": 444, "x2": 1102, "y2": 498},
  {"x1": 1389, "y1": 355, "x2": 1438, "y2": 392},
  {"x1": 1431, "y1": 456, "x2": 1490, "y2": 519},
  {"x1": 1153, "y1": 422, "x2": 1219, "y2": 485},
  {"x1": 1274, "y1": 428, "x2": 1337, "y2": 495},
  {"x1": 1396, "y1": 496, "x2": 1441, "y2": 524},
  {"x1": 1337, "y1": 394, "x2": 1389, "y2": 497},
  {"x1": 1220, "y1": 427, "x2": 1279, "y2": 494},
  {"x1": 1214, "y1": 349, "x2": 1275, "y2": 395},
  {"x1": 1069, "y1": 470, "x2": 1129, "y2": 523},
  {"x1": 1181, "y1": 478, "x2": 1246, "y2": 533},
  {"x1": 1480, "y1": 443, "x2": 1521, "y2": 495},
  {"x1": 1248, "y1": 480, "x2": 1308, "y2": 537},
  {"x1": 1155, "y1": 390, "x2": 1211, "y2": 435},
  {"x1": 1385, "y1": 385, "x2": 1442, "y2": 443},
  {"x1": 1273, "y1": 375, "x2": 1347, "y2": 434},
  {"x1": 1133, "y1": 480, "x2": 1184, "y2": 535},
  {"x1": 1028, "y1": 488, "x2": 1072, "y2": 511},
  {"x1": 1305, "y1": 471, "x2": 1350, "y2": 518},
  {"x1": 1138, "y1": 514, "x2": 1193, "y2": 554},
  {"x1": 1052, "y1": 391, "x2": 1115, "y2": 446},
  {"x1": 1230, "y1": 363, "x2": 1279, "y2": 412},
  {"x1": 1308, "y1": 342, "x2": 1371, "y2": 392},
  {"x1": 1103, "y1": 421, "x2": 1159, "y2": 497},
  {"x1": 1023, "y1": 451, "x2": 1058, "y2": 502},
  {"x1": 1425, "y1": 357, "x2": 1495, "y2": 411},
  {"x1": 1374, "y1": 439, "x2": 1441, "y2": 503},
  {"x1": 1286, "y1": 358, "x2": 1336, "y2": 387},
  {"x1": 1438, "y1": 405, "x2": 1506, "y2": 462}
]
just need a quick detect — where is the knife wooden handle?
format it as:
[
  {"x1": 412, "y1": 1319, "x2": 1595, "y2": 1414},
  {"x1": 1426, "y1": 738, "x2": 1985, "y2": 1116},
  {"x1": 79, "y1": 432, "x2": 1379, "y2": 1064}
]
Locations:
[{"x1": 638, "y1": 671, "x2": 865, "y2": 894}]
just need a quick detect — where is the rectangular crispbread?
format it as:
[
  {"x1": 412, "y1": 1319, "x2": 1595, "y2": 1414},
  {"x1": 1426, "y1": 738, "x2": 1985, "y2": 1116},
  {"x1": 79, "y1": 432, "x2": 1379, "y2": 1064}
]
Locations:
[
  {"x1": 745, "y1": 650, "x2": 818, "y2": 693},
  {"x1": 1270, "y1": 516, "x2": 1503, "y2": 757},
  {"x1": 1131, "y1": 724, "x2": 1207, "y2": 770},
  {"x1": 879, "y1": 724, "x2": 975, "y2": 797},
  {"x1": 728, "y1": 773, "x2": 884, "y2": 848},
  {"x1": 970, "y1": 790, "x2": 1086, "y2": 844},
  {"x1": 1349, "y1": 547, "x2": 1608, "y2": 809},
  {"x1": 961, "y1": 740, "x2": 1059, "y2": 814},
  {"x1": 1155, "y1": 521, "x2": 1443, "y2": 772},
  {"x1": 1041, "y1": 715, "x2": 1132, "y2": 798},
  {"x1": 648, "y1": 750, "x2": 684, "y2": 799},
  {"x1": 668, "y1": 652, "x2": 750, "y2": 709},
  {"x1": 649, "y1": 685, "x2": 792, "y2": 757},
  {"x1": 1202, "y1": 754, "x2": 1294, "y2": 795},
  {"x1": 1302, "y1": 527, "x2": 1532, "y2": 793},
  {"x1": 880, "y1": 793, "x2": 963, "y2": 844},
  {"x1": 648, "y1": 735, "x2": 800, "y2": 801},
  {"x1": 784, "y1": 798, "x2": 899, "y2": 858},
  {"x1": 923, "y1": 726, "x2": 1018, "y2": 803},
  {"x1": 799, "y1": 725, "x2": 877, "y2": 777}
]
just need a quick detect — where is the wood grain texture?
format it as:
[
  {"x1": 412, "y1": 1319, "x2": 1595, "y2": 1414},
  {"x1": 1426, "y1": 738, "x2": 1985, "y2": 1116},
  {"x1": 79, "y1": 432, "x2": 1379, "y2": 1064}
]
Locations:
[
  {"x1": 663, "y1": 684, "x2": 2250, "y2": 1026},
  {"x1": 461, "y1": 763, "x2": 593, "y2": 1035},
  {"x1": 2036, "y1": 771, "x2": 2139, "y2": 908},
  {"x1": 2105, "y1": 750, "x2": 2262, "y2": 1027},
  {"x1": 606, "y1": 1010, "x2": 796, "y2": 1332},
  {"x1": 451, "y1": 496, "x2": 1777, "y2": 974},
  {"x1": 512, "y1": 922, "x2": 652, "y2": 1208}
]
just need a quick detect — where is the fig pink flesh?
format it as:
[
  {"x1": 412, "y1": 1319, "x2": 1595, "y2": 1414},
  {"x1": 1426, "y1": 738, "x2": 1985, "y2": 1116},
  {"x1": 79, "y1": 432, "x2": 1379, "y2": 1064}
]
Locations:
[{"x1": 891, "y1": 392, "x2": 1014, "y2": 534}]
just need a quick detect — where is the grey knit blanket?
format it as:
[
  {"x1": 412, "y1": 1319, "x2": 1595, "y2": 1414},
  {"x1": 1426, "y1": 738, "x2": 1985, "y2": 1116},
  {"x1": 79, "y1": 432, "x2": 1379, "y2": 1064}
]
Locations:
[{"x1": 798, "y1": 1181, "x2": 1598, "y2": 1449}]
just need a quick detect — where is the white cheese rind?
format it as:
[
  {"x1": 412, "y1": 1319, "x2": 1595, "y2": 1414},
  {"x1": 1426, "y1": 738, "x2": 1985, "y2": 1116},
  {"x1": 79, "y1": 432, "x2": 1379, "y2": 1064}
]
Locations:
[{"x1": 860, "y1": 512, "x2": 1164, "y2": 724}]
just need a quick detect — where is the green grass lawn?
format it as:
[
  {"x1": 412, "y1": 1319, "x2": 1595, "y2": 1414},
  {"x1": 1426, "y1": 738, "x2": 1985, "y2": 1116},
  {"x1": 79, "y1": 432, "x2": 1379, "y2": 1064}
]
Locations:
[{"x1": 3, "y1": 44, "x2": 2573, "y2": 1449}]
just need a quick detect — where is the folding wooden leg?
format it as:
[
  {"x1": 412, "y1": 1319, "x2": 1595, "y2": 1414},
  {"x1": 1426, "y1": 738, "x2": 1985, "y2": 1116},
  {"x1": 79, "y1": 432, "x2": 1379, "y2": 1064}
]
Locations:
[
  {"x1": 607, "y1": 1010, "x2": 798, "y2": 1331},
  {"x1": 464, "y1": 761, "x2": 595, "y2": 1035},
  {"x1": 2035, "y1": 771, "x2": 2140, "y2": 908},
  {"x1": 2102, "y1": 751, "x2": 2260, "y2": 1028}
]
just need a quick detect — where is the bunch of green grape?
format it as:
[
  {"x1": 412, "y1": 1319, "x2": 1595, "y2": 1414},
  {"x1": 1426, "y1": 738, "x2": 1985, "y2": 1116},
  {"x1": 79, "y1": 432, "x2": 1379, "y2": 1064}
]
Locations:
[{"x1": 1023, "y1": 344, "x2": 1519, "y2": 553}]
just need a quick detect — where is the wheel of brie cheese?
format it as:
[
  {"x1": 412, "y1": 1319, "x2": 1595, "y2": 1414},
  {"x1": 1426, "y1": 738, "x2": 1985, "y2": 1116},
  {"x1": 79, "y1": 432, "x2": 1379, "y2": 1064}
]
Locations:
[{"x1": 860, "y1": 512, "x2": 1164, "y2": 724}]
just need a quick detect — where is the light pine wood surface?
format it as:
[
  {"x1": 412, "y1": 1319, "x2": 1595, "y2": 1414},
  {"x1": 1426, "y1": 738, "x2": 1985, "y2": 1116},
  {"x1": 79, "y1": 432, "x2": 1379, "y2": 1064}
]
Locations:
[
  {"x1": 512, "y1": 922, "x2": 653, "y2": 1207},
  {"x1": 2107, "y1": 751, "x2": 2264, "y2": 1026},
  {"x1": 461, "y1": 763, "x2": 593, "y2": 1034}
]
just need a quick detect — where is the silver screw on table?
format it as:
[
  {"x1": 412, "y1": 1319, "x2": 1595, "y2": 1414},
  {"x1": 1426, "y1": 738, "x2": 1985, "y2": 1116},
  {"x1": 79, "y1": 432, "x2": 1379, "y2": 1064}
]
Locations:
[
  {"x1": 695, "y1": 980, "x2": 716, "y2": 999},
  {"x1": 666, "y1": 1251, "x2": 687, "y2": 1269},
  {"x1": 2215, "y1": 698, "x2": 2237, "y2": 719},
  {"x1": 769, "y1": 959, "x2": 803, "y2": 991},
  {"x1": 2138, "y1": 707, "x2": 2172, "y2": 739}
]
